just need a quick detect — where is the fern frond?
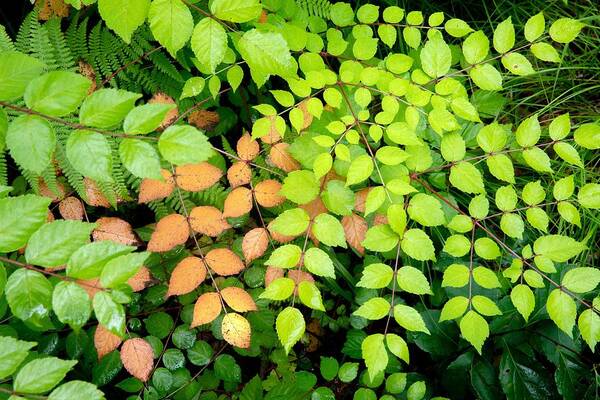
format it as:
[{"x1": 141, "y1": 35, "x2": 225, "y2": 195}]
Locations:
[
  {"x1": 0, "y1": 152, "x2": 8, "y2": 186},
  {"x1": 296, "y1": 0, "x2": 331, "y2": 18},
  {"x1": 45, "y1": 18, "x2": 75, "y2": 70},
  {"x1": 55, "y1": 130, "x2": 87, "y2": 200},
  {"x1": 0, "y1": 25, "x2": 15, "y2": 52}
]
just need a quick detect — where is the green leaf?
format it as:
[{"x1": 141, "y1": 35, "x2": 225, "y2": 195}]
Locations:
[
  {"x1": 473, "y1": 266, "x2": 501, "y2": 289},
  {"x1": 338, "y1": 362, "x2": 359, "y2": 382},
  {"x1": 549, "y1": 18, "x2": 584, "y2": 44},
  {"x1": 562, "y1": 267, "x2": 600, "y2": 293},
  {"x1": 0, "y1": 194, "x2": 50, "y2": 252},
  {"x1": 210, "y1": 0, "x2": 261, "y2": 23},
  {"x1": 393, "y1": 304, "x2": 429, "y2": 333},
  {"x1": 496, "y1": 185, "x2": 517, "y2": 211},
  {"x1": 158, "y1": 125, "x2": 213, "y2": 165},
  {"x1": 487, "y1": 154, "x2": 515, "y2": 183},
  {"x1": 553, "y1": 142, "x2": 583, "y2": 168},
  {"x1": 298, "y1": 281, "x2": 325, "y2": 311},
  {"x1": 578, "y1": 183, "x2": 600, "y2": 209},
  {"x1": 362, "y1": 224, "x2": 399, "y2": 252},
  {"x1": 14, "y1": 357, "x2": 77, "y2": 394},
  {"x1": 66, "y1": 130, "x2": 113, "y2": 182},
  {"x1": 501, "y1": 53, "x2": 534, "y2": 76},
  {"x1": 477, "y1": 122, "x2": 507, "y2": 152},
  {"x1": 265, "y1": 244, "x2": 302, "y2": 269},
  {"x1": 407, "y1": 193, "x2": 445, "y2": 226},
  {"x1": 443, "y1": 234, "x2": 471, "y2": 257},
  {"x1": 420, "y1": 37, "x2": 451, "y2": 78},
  {"x1": 573, "y1": 123, "x2": 600, "y2": 149},
  {"x1": 450, "y1": 97, "x2": 480, "y2": 122},
  {"x1": 546, "y1": 289, "x2": 576, "y2": 337},
  {"x1": 322, "y1": 180, "x2": 354, "y2": 215},
  {"x1": 531, "y1": 42, "x2": 560, "y2": 63},
  {"x1": 462, "y1": 31, "x2": 489, "y2": 64},
  {"x1": 440, "y1": 296, "x2": 469, "y2": 322},
  {"x1": 558, "y1": 202, "x2": 581, "y2": 226},
  {"x1": 26, "y1": 220, "x2": 95, "y2": 267},
  {"x1": 93, "y1": 291, "x2": 126, "y2": 337},
  {"x1": 474, "y1": 238, "x2": 501, "y2": 260},
  {"x1": 365, "y1": 186, "x2": 386, "y2": 216},
  {"x1": 52, "y1": 281, "x2": 92, "y2": 330},
  {"x1": 524, "y1": 12, "x2": 545, "y2": 42},
  {"x1": 397, "y1": 266, "x2": 432, "y2": 295},
  {"x1": 516, "y1": 115, "x2": 541, "y2": 147},
  {"x1": 385, "y1": 333, "x2": 409, "y2": 364},
  {"x1": 361, "y1": 334, "x2": 388, "y2": 381},
  {"x1": 510, "y1": 284, "x2": 535, "y2": 322},
  {"x1": 500, "y1": 213, "x2": 524, "y2": 239},
  {"x1": 148, "y1": 0, "x2": 193, "y2": 57},
  {"x1": 469, "y1": 194, "x2": 489, "y2": 219},
  {"x1": 312, "y1": 213, "x2": 346, "y2": 248},
  {"x1": 320, "y1": 356, "x2": 339, "y2": 382},
  {"x1": 98, "y1": 0, "x2": 150, "y2": 43},
  {"x1": 276, "y1": 306, "x2": 305, "y2": 354},
  {"x1": 522, "y1": 180, "x2": 545, "y2": 205},
  {"x1": 522, "y1": 147, "x2": 552, "y2": 173},
  {"x1": 526, "y1": 207, "x2": 549, "y2": 232},
  {"x1": 180, "y1": 77, "x2": 205, "y2": 100},
  {"x1": 553, "y1": 175, "x2": 574, "y2": 200},
  {"x1": 533, "y1": 235, "x2": 586, "y2": 262},
  {"x1": 227, "y1": 65, "x2": 244, "y2": 92},
  {"x1": 259, "y1": 277, "x2": 295, "y2": 301},
  {"x1": 0, "y1": 51, "x2": 46, "y2": 101},
  {"x1": 191, "y1": 18, "x2": 227, "y2": 74},
  {"x1": 123, "y1": 103, "x2": 176, "y2": 134},
  {"x1": 67, "y1": 241, "x2": 135, "y2": 279},
  {"x1": 445, "y1": 18, "x2": 473, "y2": 38},
  {"x1": 238, "y1": 29, "x2": 295, "y2": 86},
  {"x1": 442, "y1": 264, "x2": 470, "y2": 288},
  {"x1": 79, "y1": 88, "x2": 141, "y2": 128},
  {"x1": 24, "y1": 71, "x2": 91, "y2": 117},
  {"x1": 5, "y1": 269, "x2": 52, "y2": 326},
  {"x1": 357, "y1": 263, "x2": 394, "y2": 289},
  {"x1": 578, "y1": 306, "x2": 600, "y2": 351},
  {"x1": 459, "y1": 310, "x2": 488, "y2": 354},
  {"x1": 387, "y1": 204, "x2": 407, "y2": 236},
  {"x1": 353, "y1": 297, "x2": 390, "y2": 320},
  {"x1": 0, "y1": 336, "x2": 36, "y2": 380},
  {"x1": 401, "y1": 229, "x2": 435, "y2": 261},
  {"x1": 48, "y1": 381, "x2": 104, "y2": 400},
  {"x1": 119, "y1": 139, "x2": 161, "y2": 179},
  {"x1": 100, "y1": 252, "x2": 149, "y2": 288},
  {"x1": 469, "y1": 64, "x2": 502, "y2": 91},
  {"x1": 270, "y1": 208, "x2": 310, "y2": 236},
  {"x1": 493, "y1": 17, "x2": 515, "y2": 53},
  {"x1": 6, "y1": 115, "x2": 55, "y2": 174},
  {"x1": 346, "y1": 155, "x2": 374, "y2": 186},
  {"x1": 280, "y1": 170, "x2": 319, "y2": 204},
  {"x1": 449, "y1": 162, "x2": 485, "y2": 194},
  {"x1": 472, "y1": 295, "x2": 502, "y2": 316},
  {"x1": 304, "y1": 247, "x2": 335, "y2": 278}
]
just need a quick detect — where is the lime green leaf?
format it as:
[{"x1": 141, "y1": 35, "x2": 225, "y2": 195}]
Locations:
[
  {"x1": 522, "y1": 147, "x2": 552, "y2": 173},
  {"x1": 524, "y1": 12, "x2": 545, "y2": 42},
  {"x1": 472, "y1": 295, "x2": 502, "y2": 316},
  {"x1": 270, "y1": 208, "x2": 310, "y2": 236},
  {"x1": 362, "y1": 225, "x2": 400, "y2": 252},
  {"x1": 312, "y1": 213, "x2": 347, "y2": 248},
  {"x1": 387, "y1": 204, "x2": 407, "y2": 236},
  {"x1": 473, "y1": 266, "x2": 501, "y2": 289},
  {"x1": 553, "y1": 142, "x2": 583, "y2": 168},
  {"x1": 516, "y1": 115, "x2": 540, "y2": 147},
  {"x1": 52, "y1": 281, "x2": 92, "y2": 330},
  {"x1": 14, "y1": 357, "x2": 77, "y2": 394},
  {"x1": 420, "y1": 37, "x2": 451, "y2": 78},
  {"x1": 48, "y1": 381, "x2": 104, "y2": 400},
  {"x1": 304, "y1": 247, "x2": 335, "y2": 278},
  {"x1": 526, "y1": 207, "x2": 549, "y2": 232},
  {"x1": 24, "y1": 71, "x2": 91, "y2": 117},
  {"x1": 26, "y1": 220, "x2": 95, "y2": 267},
  {"x1": 523, "y1": 180, "x2": 545, "y2": 205},
  {"x1": 98, "y1": 0, "x2": 150, "y2": 43},
  {"x1": 393, "y1": 304, "x2": 429, "y2": 334},
  {"x1": 496, "y1": 185, "x2": 517, "y2": 211},
  {"x1": 562, "y1": 267, "x2": 600, "y2": 293},
  {"x1": 462, "y1": 30, "x2": 489, "y2": 64},
  {"x1": 265, "y1": 244, "x2": 302, "y2": 269},
  {"x1": 0, "y1": 195, "x2": 50, "y2": 252},
  {"x1": 487, "y1": 154, "x2": 515, "y2": 183},
  {"x1": 493, "y1": 17, "x2": 515, "y2": 53},
  {"x1": 447, "y1": 215, "x2": 473, "y2": 233},
  {"x1": 386, "y1": 333, "x2": 409, "y2": 364},
  {"x1": 148, "y1": 0, "x2": 193, "y2": 57},
  {"x1": 397, "y1": 266, "x2": 432, "y2": 295},
  {"x1": 119, "y1": 139, "x2": 161, "y2": 179},
  {"x1": 365, "y1": 186, "x2": 386, "y2": 216},
  {"x1": 477, "y1": 122, "x2": 507, "y2": 152},
  {"x1": 408, "y1": 193, "x2": 445, "y2": 226},
  {"x1": 6, "y1": 115, "x2": 55, "y2": 174},
  {"x1": 469, "y1": 194, "x2": 489, "y2": 219},
  {"x1": 578, "y1": 306, "x2": 600, "y2": 351},
  {"x1": 0, "y1": 336, "x2": 36, "y2": 380},
  {"x1": 227, "y1": 65, "x2": 244, "y2": 92},
  {"x1": 259, "y1": 277, "x2": 295, "y2": 301},
  {"x1": 573, "y1": 123, "x2": 600, "y2": 149},
  {"x1": 445, "y1": 18, "x2": 473, "y2": 38},
  {"x1": 354, "y1": 297, "x2": 390, "y2": 320},
  {"x1": 533, "y1": 235, "x2": 586, "y2": 262},
  {"x1": 442, "y1": 264, "x2": 470, "y2": 288},
  {"x1": 123, "y1": 103, "x2": 176, "y2": 134},
  {"x1": 79, "y1": 88, "x2": 141, "y2": 128},
  {"x1": 322, "y1": 180, "x2": 354, "y2": 216},
  {"x1": 158, "y1": 125, "x2": 212, "y2": 165},
  {"x1": 378, "y1": 25, "x2": 397, "y2": 48},
  {"x1": 281, "y1": 170, "x2": 319, "y2": 204},
  {"x1": 500, "y1": 213, "x2": 524, "y2": 239},
  {"x1": 276, "y1": 306, "x2": 305, "y2": 354},
  {"x1": 439, "y1": 296, "x2": 469, "y2": 321},
  {"x1": 547, "y1": 289, "x2": 576, "y2": 337},
  {"x1": 450, "y1": 97, "x2": 480, "y2": 122},
  {"x1": 443, "y1": 234, "x2": 471, "y2": 257},
  {"x1": 510, "y1": 284, "x2": 535, "y2": 322},
  {"x1": 191, "y1": 18, "x2": 227, "y2": 74},
  {"x1": 401, "y1": 228, "x2": 435, "y2": 261},
  {"x1": 66, "y1": 130, "x2": 113, "y2": 182},
  {"x1": 357, "y1": 263, "x2": 394, "y2": 289},
  {"x1": 100, "y1": 252, "x2": 149, "y2": 288},
  {"x1": 67, "y1": 241, "x2": 135, "y2": 279},
  {"x1": 180, "y1": 77, "x2": 205, "y2": 100},
  {"x1": 459, "y1": 310, "x2": 488, "y2": 354},
  {"x1": 298, "y1": 281, "x2": 325, "y2": 311},
  {"x1": 362, "y1": 334, "x2": 388, "y2": 381},
  {"x1": 549, "y1": 18, "x2": 584, "y2": 44},
  {"x1": 449, "y1": 162, "x2": 485, "y2": 194},
  {"x1": 531, "y1": 42, "x2": 560, "y2": 63},
  {"x1": 93, "y1": 291, "x2": 126, "y2": 336},
  {"x1": 553, "y1": 175, "x2": 574, "y2": 200},
  {"x1": 238, "y1": 29, "x2": 295, "y2": 86},
  {"x1": 210, "y1": 0, "x2": 261, "y2": 23},
  {"x1": 578, "y1": 183, "x2": 600, "y2": 209},
  {"x1": 469, "y1": 63, "x2": 502, "y2": 91},
  {"x1": 346, "y1": 155, "x2": 374, "y2": 186},
  {"x1": 0, "y1": 51, "x2": 46, "y2": 101},
  {"x1": 474, "y1": 238, "x2": 501, "y2": 260},
  {"x1": 501, "y1": 53, "x2": 534, "y2": 76}
]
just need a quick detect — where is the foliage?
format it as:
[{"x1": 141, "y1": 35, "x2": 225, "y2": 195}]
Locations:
[{"x1": 0, "y1": 0, "x2": 598, "y2": 399}]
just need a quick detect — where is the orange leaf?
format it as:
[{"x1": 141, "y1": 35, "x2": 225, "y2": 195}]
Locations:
[
  {"x1": 237, "y1": 133, "x2": 259, "y2": 161},
  {"x1": 94, "y1": 324, "x2": 122, "y2": 360},
  {"x1": 166, "y1": 257, "x2": 206, "y2": 297},
  {"x1": 120, "y1": 338, "x2": 154, "y2": 382},
  {"x1": 242, "y1": 228, "x2": 269, "y2": 263},
  {"x1": 265, "y1": 266, "x2": 285, "y2": 287},
  {"x1": 227, "y1": 161, "x2": 252, "y2": 188},
  {"x1": 297, "y1": 100, "x2": 314, "y2": 130},
  {"x1": 128, "y1": 266, "x2": 152, "y2": 292},
  {"x1": 189, "y1": 206, "x2": 230, "y2": 237},
  {"x1": 147, "y1": 214, "x2": 189, "y2": 252},
  {"x1": 268, "y1": 142, "x2": 300, "y2": 172},
  {"x1": 58, "y1": 196, "x2": 84, "y2": 220},
  {"x1": 205, "y1": 248, "x2": 245, "y2": 276},
  {"x1": 93, "y1": 217, "x2": 141, "y2": 246},
  {"x1": 254, "y1": 179, "x2": 285, "y2": 207},
  {"x1": 222, "y1": 187, "x2": 252, "y2": 218},
  {"x1": 191, "y1": 292, "x2": 222, "y2": 327},
  {"x1": 138, "y1": 169, "x2": 175, "y2": 203},
  {"x1": 175, "y1": 162, "x2": 222, "y2": 192},
  {"x1": 260, "y1": 115, "x2": 282, "y2": 144},
  {"x1": 221, "y1": 287, "x2": 257, "y2": 312},
  {"x1": 342, "y1": 213, "x2": 367, "y2": 255},
  {"x1": 84, "y1": 178, "x2": 111, "y2": 208},
  {"x1": 354, "y1": 188, "x2": 370, "y2": 214},
  {"x1": 221, "y1": 313, "x2": 251, "y2": 349},
  {"x1": 300, "y1": 197, "x2": 328, "y2": 220}
]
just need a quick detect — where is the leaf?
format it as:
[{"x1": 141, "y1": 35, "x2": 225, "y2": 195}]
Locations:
[
  {"x1": 98, "y1": 0, "x2": 150, "y2": 43},
  {"x1": 502, "y1": 53, "x2": 534, "y2": 76},
  {"x1": 353, "y1": 297, "x2": 390, "y2": 320},
  {"x1": 459, "y1": 310, "x2": 488, "y2": 354},
  {"x1": 533, "y1": 235, "x2": 586, "y2": 262},
  {"x1": 487, "y1": 154, "x2": 515, "y2": 183},
  {"x1": 26, "y1": 220, "x2": 95, "y2": 267},
  {"x1": 242, "y1": 227, "x2": 269, "y2": 263},
  {"x1": 462, "y1": 31, "x2": 489, "y2": 64},
  {"x1": 473, "y1": 266, "x2": 501, "y2": 289},
  {"x1": 280, "y1": 170, "x2": 319, "y2": 205},
  {"x1": 361, "y1": 334, "x2": 388, "y2": 381},
  {"x1": 449, "y1": 162, "x2": 485, "y2": 194},
  {"x1": 120, "y1": 338, "x2": 153, "y2": 382},
  {"x1": 573, "y1": 123, "x2": 600, "y2": 149},
  {"x1": 312, "y1": 213, "x2": 347, "y2": 248},
  {"x1": 158, "y1": 125, "x2": 213, "y2": 165},
  {"x1": 472, "y1": 295, "x2": 502, "y2": 316},
  {"x1": 401, "y1": 229, "x2": 435, "y2": 261},
  {"x1": 221, "y1": 287, "x2": 256, "y2": 312},
  {"x1": 531, "y1": 42, "x2": 560, "y2": 63},
  {"x1": 94, "y1": 324, "x2": 123, "y2": 359},
  {"x1": 119, "y1": 139, "x2": 162, "y2": 179},
  {"x1": 578, "y1": 306, "x2": 600, "y2": 351},
  {"x1": 227, "y1": 161, "x2": 251, "y2": 188},
  {"x1": 210, "y1": 0, "x2": 261, "y2": 22},
  {"x1": 254, "y1": 179, "x2": 285, "y2": 207},
  {"x1": 147, "y1": 213, "x2": 189, "y2": 252},
  {"x1": 397, "y1": 266, "x2": 432, "y2": 295},
  {"x1": 221, "y1": 313, "x2": 252, "y2": 348},
  {"x1": 191, "y1": 292, "x2": 222, "y2": 327},
  {"x1": 298, "y1": 281, "x2": 325, "y2": 311},
  {"x1": 0, "y1": 336, "x2": 36, "y2": 380},
  {"x1": 0, "y1": 51, "x2": 46, "y2": 101},
  {"x1": 148, "y1": 0, "x2": 193, "y2": 57},
  {"x1": 578, "y1": 183, "x2": 600, "y2": 209},
  {"x1": 175, "y1": 162, "x2": 223, "y2": 192},
  {"x1": 92, "y1": 217, "x2": 140, "y2": 246},
  {"x1": 393, "y1": 304, "x2": 429, "y2": 333},
  {"x1": 205, "y1": 248, "x2": 245, "y2": 276},
  {"x1": 493, "y1": 17, "x2": 515, "y2": 53},
  {"x1": 362, "y1": 224, "x2": 399, "y2": 252},
  {"x1": 79, "y1": 88, "x2": 141, "y2": 128},
  {"x1": 439, "y1": 296, "x2": 469, "y2": 321},
  {"x1": 499, "y1": 347, "x2": 555, "y2": 400},
  {"x1": 100, "y1": 252, "x2": 149, "y2": 289},
  {"x1": 191, "y1": 18, "x2": 227, "y2": 74},
  {"x1": 407, "y1": 193, "x2": 445, "y2": 226},
  {"x1": 386, "y1": 333, "x2": 410, "y2": 364},
  {"x1": 260, "y1": 277, "x2": 294, "y2": 300},
  {"x1": 549, "y1": 18, "x2": 584, "y2": 43},
  {"x1": 0, "y1": 194, "x2": 50, "y2": 252},
  {"x1": 24, "y1": 71, "x2": 91, "y2": 117},
  {"x1": 138, "y1": 170, "x2": 175, "y2": 203},
  {"x1": 562, "y1": 267, "x2": 600, "y2": 293},
  {"x1": 48, "y1": 381, "x2": 104, "y2": 400},
  {"x1": 93, "y1": 291, "x2": 126, "y2": 336},
  {"x1": 357, "y1": 263, "x2": 394, "y2": 289},
  {"x1": 237, "y1": 133, "x2": 259, "y2": 161},
  {"x1": 223, "y1": 187, "x2": 253, "y2": 218},
  {"x1": 66, "y1": 130, "x2": 113, "y2": 182},
  {"x1": 14, "y1": 357, "x2": 77, "y2": 394},
  {"x1": 59, "y1": 196, "x2": 85, "y2": 220},
  {"x1": 166, "y1": 256, "x2": 206, "y2": 297},
  {"x1": 469, "y1": 63, "x2": 502, "y2": 91},
  {"x1": 547, "y1": 289, "x2": 576, "y2": 337},
  {"x1": 276, "y1": 306, "x2": 305, "y2": 354},
  {"x1": 524, "y1": 12, "x2": 545, "y2": 42},
  {"x1": 303, "y1": 247, "x2": 335, "y2": 278},
  {"x1": 6, "y1": 115, "x2": 55, "y2": 174},
  {"x1": 5, "y1": 269, "x2": 53, "y2": 327},
  {"x1": 52, "y1": 281, "x2": 92, "y2": 330},
  {"x1": 342, "y1": 213, "x2": 367, "y2": 254},
  {"x1": 420, "y1": 37, "x2": 451, "y2": 78},
  {"x1": 515, "y1": 115, "x2": 540, "y2": 147},
  {"x1": 510, "y1": 284, "x2": 535, "y2": 322},
  {"x1": 237, "y1": 29, "x2": 295, "y2": 86}
]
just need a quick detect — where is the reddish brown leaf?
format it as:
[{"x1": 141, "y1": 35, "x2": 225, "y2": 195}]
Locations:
[
  {"x1": 268, "y1": 142, "x2": 300, "y2": 172},
  {"x1": 205, "y1": 248, "x2": 245, "y2": 276},
  {"x1": 138, "y1": 169, "x2": 175, "y2": 203},
  {"x1": 84, "y1": 178, "x2": 111, "y2": 208},
  {"x1": 58, "y1": 196, "x2": 85, "y2": 220},
  {"x1": 189, "y1": 206, "x2": 230, "y2": 237},
  {"x1": 175, "y1": 162, "x2": 222, "y2": 192},
  {"x1": 93, "y1": 217, "x2": 141, "y2": 246},
  {"x1": 221, "y1": 313, "x2": 251, "y2": 349},
  {"x1": 265, "y1": 266, "x2": 285, "y2": 287},
  {"x1": 191, "y1": 292, "x2": 222, "y2": 327},
  {"x1": 342, "y1": 213, "x2": 367, "y2": 255},
  {"x1": 77, "y1": 278, "x2": 101, "y2": 299},
  {"x1": 128, "y1": 266, "x2": 152, "y2": 292},
  {"x1": 166, "y1": 257, "x2": 206, "y2": 297},
  {"x1": 222, "y1": 187, "x2": 252, "y2": 218},
  {"x1": 373, "y1": 214, "x2": 389, "y2": 225},
  {"x1": 39, "y1": 179, "x2": 66, "y2": 202},
  {"x1": 94, "y1": 324, "x2": 122, "y2": 360},
  {"x1": 300, "y1": 197, "x2": 328, "y2": 220},
  {"x1": 121, "y1": 338, "x2": 154, "y2": 382},
  {"x1": 227, "y1": 161, "x2": 252, "y2": 188},
  {"x1": 188, "y1": 109, "x2": 220, "y2": 131},
  {"x1": 354, "y1": 188, "x2": 370, "y2": 213},
  {"x1": 147, "y1": 214, "x2": 189, "y2": 252},
  {"x1": 220, "y1": 287, "x2": 257, "y2": 312},
  {"x1": 237, "y1": 133, "x2": 259, "y2": 161},
  {"x1": 254, "y1": 179, "x2": 285, "y2": 207},
  {"x1": 242, "y1": 228, "x2": 269, "y2": 263}
]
